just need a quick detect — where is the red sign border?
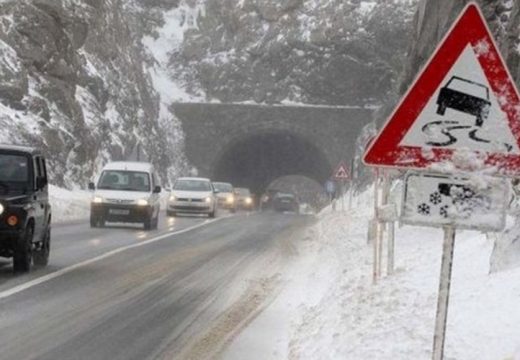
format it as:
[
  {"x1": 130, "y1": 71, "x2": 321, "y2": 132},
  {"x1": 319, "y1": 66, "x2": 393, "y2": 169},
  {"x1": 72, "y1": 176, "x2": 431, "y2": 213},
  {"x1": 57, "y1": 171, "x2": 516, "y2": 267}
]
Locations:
[{"x1": 363, "y1": 2, "x2": 520, "y2": 176}]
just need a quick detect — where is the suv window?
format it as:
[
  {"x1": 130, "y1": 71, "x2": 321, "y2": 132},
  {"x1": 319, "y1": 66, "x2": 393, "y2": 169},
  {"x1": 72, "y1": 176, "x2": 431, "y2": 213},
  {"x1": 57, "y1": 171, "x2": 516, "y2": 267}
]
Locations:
[
  {"x1": 98, "y1": 170, "x2": 151, "y2": 192},
  {"x1": 0, "y1": 154, "x2": 30, "y2": 183}
]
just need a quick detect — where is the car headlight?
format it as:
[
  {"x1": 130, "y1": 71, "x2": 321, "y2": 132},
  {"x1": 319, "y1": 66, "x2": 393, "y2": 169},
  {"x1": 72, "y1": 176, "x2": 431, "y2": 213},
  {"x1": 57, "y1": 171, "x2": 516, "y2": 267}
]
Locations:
[
  {"x1": 136, "y1": 199, "x2": 149, "y2": 206},
  {"x1": 226, "y1": 196, "x2": 235, "y2": 204},
  {"x1": 0, "y1": 203, "x2": 4, "y2": 215},
  {"x1": 169, "y1": 195, "x2": 176, "y2": 202},
  {"x1": 205, "y1": 197, "x2": 212, "y2": 203},
  {"x1": 92, "y1": 196, "x2": 103, "y2": 204},
  {"x1": 245, "y1": 197, "x2": 253, "y2": 205}
]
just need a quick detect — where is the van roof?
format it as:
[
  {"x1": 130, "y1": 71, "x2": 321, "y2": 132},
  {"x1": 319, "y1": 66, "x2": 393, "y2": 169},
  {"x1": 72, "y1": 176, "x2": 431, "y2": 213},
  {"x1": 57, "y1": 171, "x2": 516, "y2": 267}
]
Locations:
[{"x1": 102, "y1": 161, "x2": 154, "y2": 172}]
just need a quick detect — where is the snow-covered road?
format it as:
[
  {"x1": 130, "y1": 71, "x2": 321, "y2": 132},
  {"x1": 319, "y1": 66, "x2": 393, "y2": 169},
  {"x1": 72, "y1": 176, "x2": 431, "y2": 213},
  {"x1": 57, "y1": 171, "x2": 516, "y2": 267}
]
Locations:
[{"x1": 225, "y1": 189, "x2": 520, "y2": 360}]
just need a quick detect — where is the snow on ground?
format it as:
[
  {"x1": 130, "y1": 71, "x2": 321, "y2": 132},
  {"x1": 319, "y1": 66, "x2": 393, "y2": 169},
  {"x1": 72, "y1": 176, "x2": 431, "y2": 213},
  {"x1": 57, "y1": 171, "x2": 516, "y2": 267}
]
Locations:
[
  {"x1": 49, "y1": 185, "x2": 90, "y2": 223},
  {"x1": 225, "y1": 187, "x2": 520, "y2": 360}
]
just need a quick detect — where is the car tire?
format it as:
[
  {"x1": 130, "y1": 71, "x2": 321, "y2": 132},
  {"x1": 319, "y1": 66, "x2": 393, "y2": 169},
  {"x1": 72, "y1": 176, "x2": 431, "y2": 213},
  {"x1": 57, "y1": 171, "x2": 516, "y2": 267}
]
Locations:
[
  {"x1": 437, "y1": 103, "x2": 446, "y2": 116},
  {"x1": 209, "y1": 209, "x2": 216, "y2": 218},
  {"x1": 34, "y1": 226, "x2": 50, "y2": 267},
  {"x1": 167, "y1": 210, "x2": 176, "y2": 217},
  {"x1": 144, "y1": 215, "x2": 152, "y2": 230},
  {"x1": 90, "y1": 215, "x2": 98, "y2": 228},
  {"x1": 13, "y1": 225, "x2": 33, "y2": 273}
]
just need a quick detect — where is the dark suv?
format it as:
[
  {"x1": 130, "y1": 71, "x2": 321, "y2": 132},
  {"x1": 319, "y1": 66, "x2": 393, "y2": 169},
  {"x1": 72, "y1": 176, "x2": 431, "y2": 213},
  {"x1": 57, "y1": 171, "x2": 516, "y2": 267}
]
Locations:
[{"x1": 0, "y1": 145, "x2": 51, "y2": 273}]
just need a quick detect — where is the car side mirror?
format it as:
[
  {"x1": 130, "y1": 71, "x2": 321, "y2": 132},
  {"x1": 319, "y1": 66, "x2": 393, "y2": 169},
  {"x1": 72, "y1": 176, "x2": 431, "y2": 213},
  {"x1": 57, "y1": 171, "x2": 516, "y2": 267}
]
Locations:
[
  {"x1": 88, "y1": 182, "x2": 95, "y2": 191},
  {"x1": 153, "y1": 185, "x2": 162, "y2": 194},
  {"x1": 36, "y1": 176, "x2": 47, "y2": 190}
]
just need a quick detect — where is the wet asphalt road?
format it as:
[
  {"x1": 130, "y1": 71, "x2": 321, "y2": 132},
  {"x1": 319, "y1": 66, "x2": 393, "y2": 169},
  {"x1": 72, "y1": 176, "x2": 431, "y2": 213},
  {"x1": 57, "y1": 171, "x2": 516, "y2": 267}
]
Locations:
[{"x1": 0, "y1": 210, "x2": 311, "y2": 360}]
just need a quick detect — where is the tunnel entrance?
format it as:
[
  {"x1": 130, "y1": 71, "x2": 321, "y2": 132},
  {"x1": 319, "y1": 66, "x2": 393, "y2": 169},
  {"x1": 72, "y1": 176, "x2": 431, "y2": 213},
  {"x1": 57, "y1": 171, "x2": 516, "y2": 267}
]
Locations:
[{"x1": 212, "y1": 131, "x2": 331, "y2": 196}]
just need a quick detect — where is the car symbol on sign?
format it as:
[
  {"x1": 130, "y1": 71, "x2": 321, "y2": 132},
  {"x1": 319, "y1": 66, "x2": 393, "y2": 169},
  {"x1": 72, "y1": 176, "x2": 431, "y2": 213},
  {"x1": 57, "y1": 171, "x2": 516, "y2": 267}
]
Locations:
[{"x1": 436, "y1": 76, "x2": 491, "y2": 127}]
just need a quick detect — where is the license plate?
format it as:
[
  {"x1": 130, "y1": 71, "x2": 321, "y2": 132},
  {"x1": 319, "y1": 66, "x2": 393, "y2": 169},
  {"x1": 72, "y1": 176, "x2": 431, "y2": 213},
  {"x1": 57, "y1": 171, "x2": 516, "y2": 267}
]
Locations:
[{"x1": 109, "y1": 209, "x2": 130, "y2": 215}]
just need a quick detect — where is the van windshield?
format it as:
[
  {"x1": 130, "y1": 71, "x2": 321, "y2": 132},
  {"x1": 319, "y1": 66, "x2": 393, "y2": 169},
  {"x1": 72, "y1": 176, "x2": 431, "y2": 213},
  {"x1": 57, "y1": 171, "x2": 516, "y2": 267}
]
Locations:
[{"x1": 97, "y1": 170, "x2": 150, "y2": 192}]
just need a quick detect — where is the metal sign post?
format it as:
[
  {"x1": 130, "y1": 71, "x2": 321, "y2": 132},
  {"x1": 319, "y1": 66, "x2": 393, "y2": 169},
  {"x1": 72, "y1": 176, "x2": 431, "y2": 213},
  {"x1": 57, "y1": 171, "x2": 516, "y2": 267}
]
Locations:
[
  {"x1": 387, "y1": 221, "x2": 395, "y2": 276},
  {"x1": 373, "y1": 168, "x2": 380, "y2": 284},
  {"x1": 432, "y1": 226, "x2": 456, "y2": 360}
]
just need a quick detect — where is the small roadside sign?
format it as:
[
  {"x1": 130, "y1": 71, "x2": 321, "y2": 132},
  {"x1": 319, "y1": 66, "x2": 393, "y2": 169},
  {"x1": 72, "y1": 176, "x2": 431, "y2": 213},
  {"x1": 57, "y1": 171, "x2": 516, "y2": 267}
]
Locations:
[
  {"x1": 332, "y1": 162, "x2": 350, "y2": 181},
  {"x1": 401, "y1": 172, "x2": 508, "y2": 232},
  {"x1": 363, "y1": 3, "x2": 520, "y2": 175}
]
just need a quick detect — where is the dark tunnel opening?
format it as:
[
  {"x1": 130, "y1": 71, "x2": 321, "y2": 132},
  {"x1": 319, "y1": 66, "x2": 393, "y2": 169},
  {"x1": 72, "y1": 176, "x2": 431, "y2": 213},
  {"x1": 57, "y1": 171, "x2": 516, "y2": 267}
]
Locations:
[{"x1": 212, "y1": 131, "x2": 332, "y2": 196}]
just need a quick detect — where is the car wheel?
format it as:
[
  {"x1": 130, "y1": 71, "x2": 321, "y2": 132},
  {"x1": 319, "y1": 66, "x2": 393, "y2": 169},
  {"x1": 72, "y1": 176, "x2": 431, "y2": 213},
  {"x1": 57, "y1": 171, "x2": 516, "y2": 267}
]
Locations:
[
  {"x1": 34, "y1": 226, "x2": 50, "y2": 267},
  {"x1": 437, "y1": 103, "x2": 447, "y2": 116},
  {"x1": 13, "y1": 225, "x2": 33, "y2": 273},
  {"x1": 144, "y1": 215, "x2": 153, "y2": 230},
  {"x1": 90, "y1": 215, "x2": 98, "y2": 228}
]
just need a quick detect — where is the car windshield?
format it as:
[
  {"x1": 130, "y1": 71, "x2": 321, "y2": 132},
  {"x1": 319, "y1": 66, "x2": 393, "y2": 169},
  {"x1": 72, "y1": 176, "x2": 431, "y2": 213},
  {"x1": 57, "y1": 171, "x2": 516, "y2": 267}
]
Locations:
[
  {"x1": 97, "y1": 170, "x2": 150, "y2": 192},
  {"x1": 174, "y1": 179, "x2": 212, "y2": 192},
  {"x1": 213, "y1": 182, "x2": 233, "y2": 192},
  {"x1": 0, "y1": 153, "x2": 30, "y2": 192},
  {"x1": 277, "y1": 193, "x2": 295, "y2": 200}
]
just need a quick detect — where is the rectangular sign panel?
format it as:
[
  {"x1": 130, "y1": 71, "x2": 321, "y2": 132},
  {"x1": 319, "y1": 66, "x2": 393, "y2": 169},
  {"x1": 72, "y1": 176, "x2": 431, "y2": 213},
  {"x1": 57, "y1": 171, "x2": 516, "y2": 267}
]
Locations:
[{"x1": 401, "y1": 172, "x2": 508, "y2": 231}]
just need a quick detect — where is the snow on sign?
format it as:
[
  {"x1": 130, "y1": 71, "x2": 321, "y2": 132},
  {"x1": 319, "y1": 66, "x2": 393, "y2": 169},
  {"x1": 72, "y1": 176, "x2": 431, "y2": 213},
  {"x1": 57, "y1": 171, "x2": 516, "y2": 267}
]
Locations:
[
  {"x1": 332, "y1": 162, "x2": 349, "y2": 180},
  {"x1": 401, "y1": 172, "x2": 509, "y2": 231},
  {"x1": 363, "y1": 3, "x2": 520, "y2": 175}
]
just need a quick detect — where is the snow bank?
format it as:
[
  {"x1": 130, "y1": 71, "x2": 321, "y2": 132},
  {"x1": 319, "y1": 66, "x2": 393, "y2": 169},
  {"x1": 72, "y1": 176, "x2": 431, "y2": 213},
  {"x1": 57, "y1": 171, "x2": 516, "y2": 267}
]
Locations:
[
  {"x1": 49, "y1": 185, "x2": 90, "y2": 223},
  {"x1": 228, "y1": 187, "x2": 520, "y2": 359}
]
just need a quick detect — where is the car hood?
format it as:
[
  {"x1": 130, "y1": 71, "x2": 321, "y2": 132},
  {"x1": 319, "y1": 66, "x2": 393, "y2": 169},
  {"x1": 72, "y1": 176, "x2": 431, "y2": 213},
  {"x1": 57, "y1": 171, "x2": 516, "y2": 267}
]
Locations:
[
  {"x1": 94, "y1": 189, "x2": 150, "y2": 201},
  {"x1": 171, "y1": 190, "x2": 213, "y2": 199}
]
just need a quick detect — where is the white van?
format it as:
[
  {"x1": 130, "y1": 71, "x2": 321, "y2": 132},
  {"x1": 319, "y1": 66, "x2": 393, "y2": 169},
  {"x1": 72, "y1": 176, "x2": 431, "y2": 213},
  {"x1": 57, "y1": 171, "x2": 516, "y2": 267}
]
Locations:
[{"x1": 88, "y1": 162, "x2": 162, "y2": 230}]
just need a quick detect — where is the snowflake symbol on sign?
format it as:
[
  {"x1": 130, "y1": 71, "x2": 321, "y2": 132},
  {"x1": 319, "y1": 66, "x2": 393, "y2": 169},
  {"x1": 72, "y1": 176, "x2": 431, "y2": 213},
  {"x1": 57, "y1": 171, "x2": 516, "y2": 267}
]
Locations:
[
  {"x1": 440, "y1": 205, "x2": 449, "y2": 218},
  {"x1": 418, "y1": 203, "x2": 431, "y2": 215},
  {"x1": 429, "y1": 192, "x2": 442, "y2": 205}
]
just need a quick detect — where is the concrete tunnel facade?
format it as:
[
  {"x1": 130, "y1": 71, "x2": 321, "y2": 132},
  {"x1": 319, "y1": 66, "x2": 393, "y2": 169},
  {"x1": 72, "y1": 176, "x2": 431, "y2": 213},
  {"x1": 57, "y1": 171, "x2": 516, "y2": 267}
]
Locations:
[{"x1": 172, "y1": 103, "x2": 374, "y2": 195}]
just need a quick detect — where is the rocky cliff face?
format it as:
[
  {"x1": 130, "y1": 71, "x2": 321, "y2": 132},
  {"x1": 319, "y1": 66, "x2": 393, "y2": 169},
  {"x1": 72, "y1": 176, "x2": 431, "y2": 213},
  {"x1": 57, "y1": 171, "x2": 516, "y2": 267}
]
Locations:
[
  {"x1": 0, "y1": 0, "x2": 187, "y2": 187},
  {"x1": 169, "y1": 0, "x2": 417, "y2": 105}
]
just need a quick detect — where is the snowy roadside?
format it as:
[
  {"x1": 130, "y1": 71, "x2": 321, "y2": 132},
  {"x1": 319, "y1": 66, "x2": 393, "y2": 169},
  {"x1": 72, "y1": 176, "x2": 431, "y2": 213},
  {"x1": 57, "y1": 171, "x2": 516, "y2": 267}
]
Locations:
[
  {"x1": 49, "y1": 185, "x2": 91, "y2": 224},
  {"x1": 224, "y1": 189, "x2": 520, "y2": 360}
]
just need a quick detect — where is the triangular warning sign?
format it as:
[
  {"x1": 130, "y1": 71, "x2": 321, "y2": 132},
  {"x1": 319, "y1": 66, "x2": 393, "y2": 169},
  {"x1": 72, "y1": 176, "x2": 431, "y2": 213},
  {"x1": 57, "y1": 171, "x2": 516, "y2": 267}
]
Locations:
[
  {"x1": 363, "y1": 2, "x2": 520, "y2": 175},
  {"x1": 333, "y1": 162, "x2": 350, "y2": 180}
]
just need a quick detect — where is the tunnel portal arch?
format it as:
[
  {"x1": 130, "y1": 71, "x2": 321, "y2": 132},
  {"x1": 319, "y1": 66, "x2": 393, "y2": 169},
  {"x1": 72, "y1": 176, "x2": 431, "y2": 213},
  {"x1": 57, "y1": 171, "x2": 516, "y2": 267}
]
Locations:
[{"x1": 212, "y1": 130, "x2": 331, "y2": 195}]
